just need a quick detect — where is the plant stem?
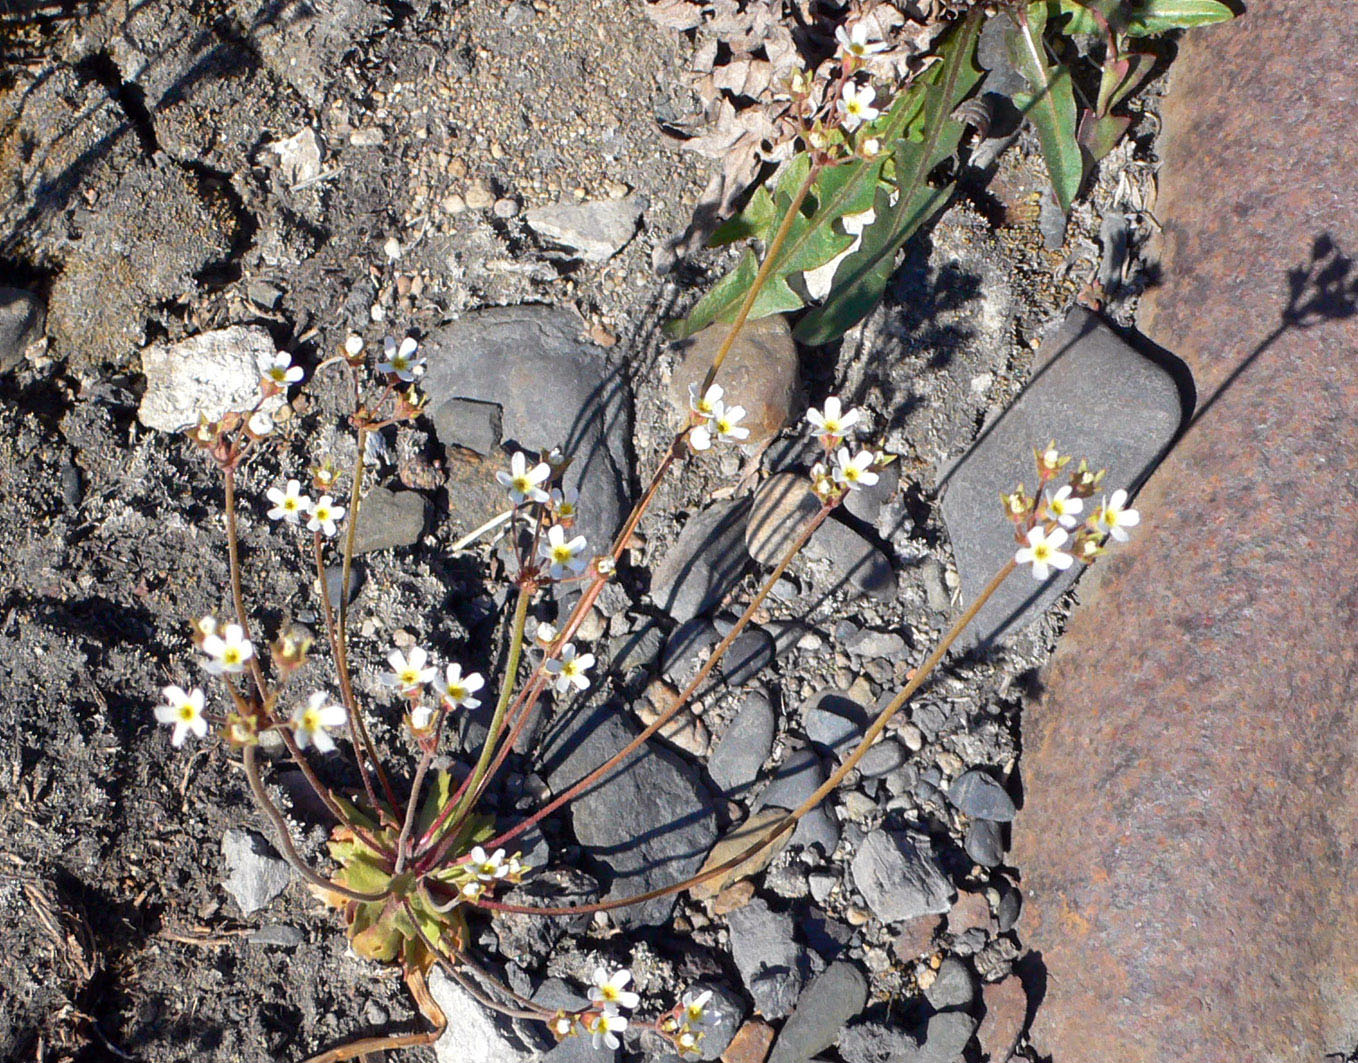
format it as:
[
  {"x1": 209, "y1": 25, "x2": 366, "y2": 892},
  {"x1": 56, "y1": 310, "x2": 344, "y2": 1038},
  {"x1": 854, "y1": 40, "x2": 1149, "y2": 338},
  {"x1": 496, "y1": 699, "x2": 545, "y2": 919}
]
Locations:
[
  {"x1": 447, "y1": 582, "x2": 532, "y2": 831},
  {"x1": 314, "y1": 533, "x2": 390, "y2": 818},
  {"x1": 222, "y1": 466, "x2": 269, "y2": 702},
  {"x1": 242, "y1": 744, "x2": 388, "y2": 903},
  {"x1": 478, "y1": 558, "x2": 1018, "y2": 916},
  {"x1": 478, "y1": 500, "x2": 836, "y2": 857},
  {"x1": 697, "y1": 162, "x2": 820, "y2": 398}
]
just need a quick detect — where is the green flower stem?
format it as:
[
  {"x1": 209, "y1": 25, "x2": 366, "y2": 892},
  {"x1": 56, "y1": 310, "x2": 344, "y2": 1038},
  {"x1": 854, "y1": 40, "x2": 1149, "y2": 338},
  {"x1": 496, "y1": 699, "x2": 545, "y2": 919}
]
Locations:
[
  {"x1": 242, "y1": 743, "x2": 388, "y2": 904},
  {"x1": 332, "y1": 423, "x2": 400, "y2": 814},
  {"x1": 314, "y1": 532, "x2": 388, "y2": 819},
  {"x1": 478, "y1": 558, "x2": 1018, "y2": 917},
  {"x1": 446, "y1": 581, "x2": 532, "y2": 833}
]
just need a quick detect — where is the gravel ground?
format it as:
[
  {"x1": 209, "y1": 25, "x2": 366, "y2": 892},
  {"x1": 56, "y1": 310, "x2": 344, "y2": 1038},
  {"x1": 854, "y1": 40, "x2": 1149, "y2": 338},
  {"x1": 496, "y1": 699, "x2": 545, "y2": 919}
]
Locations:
[{"x1": 0, "y1": 2, "x2": 1167, "y2": 1060}]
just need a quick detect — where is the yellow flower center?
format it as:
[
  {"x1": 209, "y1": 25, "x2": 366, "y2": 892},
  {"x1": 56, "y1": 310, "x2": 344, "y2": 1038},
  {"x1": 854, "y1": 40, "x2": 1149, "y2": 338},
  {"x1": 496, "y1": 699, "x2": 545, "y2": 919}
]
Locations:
[
  {"x1": 284, "y1": 497, "x2": 299, "y2": 511},
  {"x1": 223, "y1": 647, "x2": 241, "y2": 665},
  {"x1": 316, "y1": 506, "x2": 331, "y2": 521},
  {"x1": 449, "y1": 684, "x2": 466, "y2": 701},
  {"x1": 1033, "y1": 543, "x2": 1052, "y2": 562},
  {"x1": 843, "y1": 465, "x2": 860, "y2": 482},
  {"x1": 601, "y1": 986, "x2": 619, "y2": 1002},
  {"x1": 562, "y1": 660, "x2": 580, "y2": 678},
  {"x1": 302, "y1": 708, "x2": 321, "y2": 731},
  {"x1": 552, "y1": 545, "x2": 573, "y2": 564},
  {"x1": 401, "y1": 668, "x2": 420, "y2": 686},
  {"x1": 686, "y1": 1004, "x2": 703, "y2": 1021},
  {"x1": 512, "y1": 475, "x2": 531, "y2": 493},
  {"x1": 178, "y1": 704, "x2": 196, "y2": 722}
]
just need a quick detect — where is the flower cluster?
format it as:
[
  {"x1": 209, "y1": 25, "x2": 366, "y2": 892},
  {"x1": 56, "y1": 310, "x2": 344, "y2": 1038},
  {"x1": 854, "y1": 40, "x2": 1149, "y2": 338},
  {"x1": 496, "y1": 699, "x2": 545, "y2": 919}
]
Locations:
[
  {"x1": 802, "y1": 395, "x2": 888, "y2": 500},
  {"x1": 584, "y1": 967, "x2": 639, "y2": 1050},
  {"x1": 1006, "y1": 444, "x2": 1140, "y2": 579},
  {"x1": 264, "y1": 477, "x2": 347, "y2": 537},
  {"x1": 687, "y1": 384, "x2": 750, "y2": 451},
  {"x1": 155, "y1": 618, "x2": 348, "y2": 751},
  {"x1": 378, "y1": 643, "x2": 486, "y2": 737},
  {"x1": 658, "y1": 988, "x2": 721, "y2": 1056}
]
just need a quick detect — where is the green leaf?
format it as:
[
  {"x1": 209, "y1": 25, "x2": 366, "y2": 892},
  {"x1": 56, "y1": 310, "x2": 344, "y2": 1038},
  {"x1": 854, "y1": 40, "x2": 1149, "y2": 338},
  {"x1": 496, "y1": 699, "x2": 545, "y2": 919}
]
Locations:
[
  {"x1": 665, "y1": 70, "x2": 937, "y2": 341},
  {"x1": 1044, "y1": 0, "x2": 1112, "y2": 34},
  {"x1": 795, "y1": 12, "x2": 985, "y2": 345},
  {"x1": 1077, "y1": 108, "x2": 1132, "y2": 162},
  {"x1": 1122, "y1": 0, "x2": 1235, "y2": 33},
  {"x1": 1096, "y1": 50, "x2": 1156, "y2": 116},
  {"x1": 1008, "y1": 4, "x2": 1083, "y2": 213},
  {"x1": 709, "y1": 185, "x2": 776, "y2": 247},
  {"x1": 1044, "y1": 0, "x2": 1235, "y2": 34}
]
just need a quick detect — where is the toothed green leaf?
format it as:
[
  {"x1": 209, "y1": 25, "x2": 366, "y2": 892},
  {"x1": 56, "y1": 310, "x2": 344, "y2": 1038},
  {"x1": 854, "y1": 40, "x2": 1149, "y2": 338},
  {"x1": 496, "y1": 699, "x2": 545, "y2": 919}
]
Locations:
[{"x1": 795, "y1": 12, "x2": 984, "y2": 345}]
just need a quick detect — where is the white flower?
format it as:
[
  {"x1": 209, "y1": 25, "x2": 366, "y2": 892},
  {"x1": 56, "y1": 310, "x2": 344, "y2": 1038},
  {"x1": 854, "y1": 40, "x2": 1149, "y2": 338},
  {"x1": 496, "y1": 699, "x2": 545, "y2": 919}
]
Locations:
[
  {"x1": 467, "y1": 846, "x2": 510, "y2": 882},
  {"x1": 156, "y1": 685, "x2": 207, "y2": 747},
  {"x1": 681, "y1": 988, "x2": 715, "y2": 1027},
  {"x1": 688, "y1": 382, "x2": 724, "y2": 420},
  {"x1": 266, "y1": 479, "x2": 311, "y2": 524},
  {"x1": 595, "y1": 556, "x2": 616, "y2": 577},
  {"x1": 201, "y1": 624, "x2": 254, "y2": 675},
  {"x1": 552, "y1": 1015, "x2": 576, "y2": 1039},
  {"x1": 837, "y1": 82, "x2": 880, "y2": 131},
  {"x1": 690, "y1": 401, "x2": 750, "y2": 450},
  {"x1": 546, "y1": 643, "x2": 594, "y2": 694},
  {"x1": 805, "y1": 396, "x2": 862, "y2": 440},
  {"x1": 409, "y1": 703, "x2": 437, "y2": 732},
  {"x1": 835, "y1": 21, "x2": 889, "y2": 59},
  {"x1": 1094, "y1": 489, "x2": 1141, "y2": 542},
  {"x1": 258, "y1": 351, "x2": 303, "y2": 387},
  {"x1": 343, "y1": 334, "x2": 364, "y2": 358},
  {"x1": 1015, "y1": 525, "x2": 1074, "y2": 580},
  {"x1": 676, "y1": 1029, "x2": 699, "y2": 1054},
  {"x1": 861, "y1": 137, "x2": 882, "y2": 158},
  {"x1": 1045, "y1": 485, "x2": 1083, "y2": 529},
  {"x1": 291, "y1": 691, "x2": 346, "y2": 753},
  {"x1": 810, "y1": 461, "x2": 835, "y2": 499},
  {"x1": 437, "y1": 663, "x2": 484, "y2": 710},
  {"x1": 379, "y1": 335, "x2": 425, "y2": 381},
  {"x1": 379, "y1": 646, "x2": 437, "y2": 694},
  {"x1": 307, "y1": 495, "x2": 346, "y2": 537},
  {"x1": 247, "y1": 409, "x2": 274, "y2": 437},
  {"x1": 590, "y1": 967, "x2": 640, "y2": 1012},
  {"x1": 534, "y1": 621, "x2": 558, "y2": 647},
  {"x1": 589, "y1": 1011, "x2": 628, "y2": 1051},
  {"x1": 551, "y1": 486, "x2": 580, "y2": 521},
  {"x1": 833, "y1": 447, "x2": 879, "y2": 490},
  {"x1": 496, "y1": 451, "x2": 551, "y2": 505},
  {"x1": 540, "y1": 524, "x2": 590, "y2": 579}
]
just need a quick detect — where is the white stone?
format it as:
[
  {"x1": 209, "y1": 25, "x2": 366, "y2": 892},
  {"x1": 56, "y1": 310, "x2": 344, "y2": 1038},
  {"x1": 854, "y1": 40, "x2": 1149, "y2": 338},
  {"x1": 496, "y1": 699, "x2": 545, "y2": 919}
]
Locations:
[
  {"x1": 267, "y1": 128, "x2": 324, "y2": 186},
  {"x1": 138, "y1": 326, "x2": 285, "y2": 432},
  {"x1": 428, "y1": 969, "x2": 534, "y2": 1063},
  {"x1": 524, "y1": 197, "x2": 644, "y2": 262}
]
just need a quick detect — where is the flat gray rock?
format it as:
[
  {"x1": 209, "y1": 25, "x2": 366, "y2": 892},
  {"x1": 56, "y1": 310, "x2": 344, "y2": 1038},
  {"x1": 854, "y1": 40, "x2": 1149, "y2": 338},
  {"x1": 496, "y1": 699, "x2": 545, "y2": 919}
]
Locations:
[
  {"x1": 937, "y1": 308, "x2": 1184, "y2": 649},
  {"x1": 767, "y1": 961, "x2": 869, "y2": 1063},
  {"x1": 525, "y1": 197, "x2": 645, "y2": 262},
  {"x1": 221, "y1": 829, "x2": 291, "y2": 916},
  {"x1": 650, "y1": 499, "x2": 751, "y2": 624},
  {"x1": 422, "y1": 305, "x2": 633, "y2": 550},
  {"x1": 801, "y1": 689, "x2": 870, "y2": 760},
  {"x1": 727, "y1": 898, "x2": 806, "y2": 1019},
  {"x1": 851, "y1": 829, "x2": 954, "y2": 924},
  {"x1": 707, "y1": 688, "x2": 776, "y2": 797},
  {"x1": 804, "y1": 518, "x2": 897, "y2": 601},
  {"x1": 352, "y1": 487, "x2": 425, "y2": 554},
  {"x1": 948, "y1": 769, "x2": 1016, "y2": 823},
  {"x1": 538, "y1": 699, "x2": 718, "y2": 930},
  {"x1": 754, "y1": 747, "x2": 839, "y2": 853}
]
